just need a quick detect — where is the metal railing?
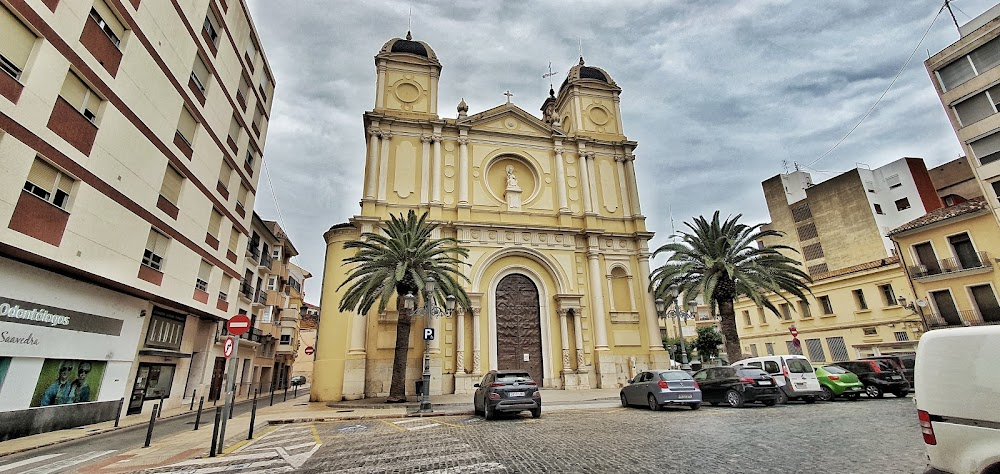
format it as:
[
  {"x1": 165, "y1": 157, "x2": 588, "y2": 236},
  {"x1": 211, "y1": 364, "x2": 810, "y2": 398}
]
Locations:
[
  {"x1": 254, "y1": 291, "x2": 267, "y2": 306},
  {"x1": 259, "y1": 252, "x2": 273, "y2": 270},
  {"x1": 246, "y1": 243, "x2": 260, "y2": 262},
  {"x1": 908, "y1": 251, "x2": 992, "y2": 279},
  {"x1": 239, "y1": 279, "x2": 253, "y2": 299},
  {"x1": 926, "y1": 309, "x2": 1000, "y2": 328}
]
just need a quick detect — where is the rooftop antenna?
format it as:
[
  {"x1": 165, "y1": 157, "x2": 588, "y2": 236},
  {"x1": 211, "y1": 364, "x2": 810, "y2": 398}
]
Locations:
[
  {"x1": 944, "y1": 0, "x2": 960, "y2": 34},
  {"x1": 542, "y1": 61, "x2": 557, "y2": 89},
  {"x1": 782, "y1": 160, "x2": 789, "y2": 174},
  {"x1": 578, "y1": 38, "x2": 584, "y2": 62},
  {"x1": 669, "y1": 205, "x2": 677, "y2": 243},
  {"x1": 408, "y1": 7, "x2": 412, "y2": 33}
]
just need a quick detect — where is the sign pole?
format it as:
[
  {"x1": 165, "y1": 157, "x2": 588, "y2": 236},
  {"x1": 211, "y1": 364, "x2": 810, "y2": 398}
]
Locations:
[{"x1": 217, "y1": 336, "x2": 239, "y2": 453}]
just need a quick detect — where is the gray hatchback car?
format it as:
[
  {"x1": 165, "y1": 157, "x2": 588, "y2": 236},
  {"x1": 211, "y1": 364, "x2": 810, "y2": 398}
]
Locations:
[
  {"x1": 473, "y1": 370, "x2": 541, "y2": 420},
  {"x1": 620, "y1": 370, "x2": 702, "y2": 410}
]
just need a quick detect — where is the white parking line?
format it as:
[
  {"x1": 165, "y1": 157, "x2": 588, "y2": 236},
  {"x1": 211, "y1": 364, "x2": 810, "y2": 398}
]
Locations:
[
  {"x1": 19, "y1": 451, "x2": 116, "y2": 474},
  {"x1": 0, "y1": 453, "x2": 63, "y2": 473},
  {"x1": 406, "y1": 423, "x2": 440, "y2": 430}
]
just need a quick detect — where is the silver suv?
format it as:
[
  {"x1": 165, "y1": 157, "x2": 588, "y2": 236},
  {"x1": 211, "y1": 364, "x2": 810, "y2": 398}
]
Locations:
[{"x1": 473, "y1": 370, "x2": 541, "y2": 420}]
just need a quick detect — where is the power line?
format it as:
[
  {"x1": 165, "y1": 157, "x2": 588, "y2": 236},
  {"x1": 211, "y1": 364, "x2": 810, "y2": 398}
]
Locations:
[
  {"x1": 259, "y1": 158, "x2": 298, "y2": 265},
  {"x1": 805, "y1": 3, "x2": 947, "y2": 168}
]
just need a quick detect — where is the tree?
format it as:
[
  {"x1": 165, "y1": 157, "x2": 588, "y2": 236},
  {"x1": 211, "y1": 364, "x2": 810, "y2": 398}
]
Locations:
[
  {"x1": 694, "y1": 326, "x2": 723, "y2": 360},
  {"x1": 338, "y1": 210, "x2": 470, "y2": 402},
  {"x1": 649, "y1": 211, "x2": 812, "y2": 362}
]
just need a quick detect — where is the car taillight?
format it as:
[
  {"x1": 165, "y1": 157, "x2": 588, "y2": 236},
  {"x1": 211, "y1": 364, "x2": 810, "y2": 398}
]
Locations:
[
  {"x1": 693, "y1": 381, "x2": 699, "y2": 389},
  {"x1": 828, "y1": 375, "x2": 840, "y2": 381},
  {"x1": 489, "y1": 392, "x2": 501, "y2": 400},
  {"x1": 532, "y1": 391, "x2": 540, "y2": 398},
  {"x1": 917, "y1": 409, "x2": 936, "y2": 445},
  {"x1": 523, "y1": 381, "x2": 537, "y2": 386},
  {"x1": 490, "y1": 383, "x2": 505, "y2": 387},
  {"x1": 739, "y1": 377, "x2": 755, "y2": 384},
  {"x1": 658, "y1": 380, "x2": 669, "y2": 389}
]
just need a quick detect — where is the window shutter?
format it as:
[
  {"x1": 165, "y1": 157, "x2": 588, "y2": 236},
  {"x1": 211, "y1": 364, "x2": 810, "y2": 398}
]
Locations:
[
  {"x1": 177, "y1": 107, "x2": 197, "y2": 143},
  {"x1": 27, "y1": 158, "x2": 58, "y2": 192},
  {"x1": 221, "y1": 274, "x2": 232, "y2": 291},
  {"x1": 159, "y1": 166, "x2": 183, "y2": 203},
  {"x1": 60, "y1": 72, "x2": 89, "y2": 109},
  {"x1": 970, "y1": 36, "x2": 1000, "y2": 75},
  {"x1": 237, "y1": 185, "x2": 248, "y2": 206},
  {"x1": 238, "y1": 75, "x2": 250, "y2": 97},
  {"x1": 252, "y1": 106, "x2": 262, "y2": 128},
  {"x1": 146, "y1": 229, "x2": 168, "y2": 255},
  {"x1": 971, "y1": 132, "x2": 1000, "y2": 158},
  {"x1": 219, "y1": 161, "x2": 232, "y2": 184},
  {"x1": 245, "y1": 37, "x2": 257, "y2": 59},
  {"x1": 92, "y1": 0, "x2": 125, "y2": 39},
  {"x1": 228, "y1": 115, "x2": 241, "y2": 140},
  {"x1": 208, "y1": 209, "x2": 222, "y2": 236},
  {"x1": 198, "y1": 260, "x2": 212, "y2": 281},
  {"x1": 228, "y1": 227, "x2": 240, "y2": 252},
  {"x1": 192, "y1": 55, "x2": 210, "y2": 88},
  {"x1": 0, "y1": 5, "x2": 35, "y2": 70}
]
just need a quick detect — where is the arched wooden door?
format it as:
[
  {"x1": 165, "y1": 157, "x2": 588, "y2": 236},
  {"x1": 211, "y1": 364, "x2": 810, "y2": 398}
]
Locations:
[{"x1": 495, "y1": 274, "x2": 544, "y2": 383}]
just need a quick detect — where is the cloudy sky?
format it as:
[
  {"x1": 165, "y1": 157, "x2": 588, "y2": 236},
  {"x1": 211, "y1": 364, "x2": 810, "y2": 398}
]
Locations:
[{"x1": 245, "y1": 0, "x2": 996, "y2": 304}]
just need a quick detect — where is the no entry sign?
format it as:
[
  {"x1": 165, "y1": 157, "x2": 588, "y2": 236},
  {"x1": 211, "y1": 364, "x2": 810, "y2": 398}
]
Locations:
[
  {"x1": 304, "y1": 346, "x2": 314, "y2": 355},
  {"x1": 789, "y1": 326, "x2": 798, "y2": 337},
  {"x1": 228, "y1": 314, "x2": 251, "y2": 336},
  {"x1": 223, "y1": 336, "x2": 235, "y2": 358}
]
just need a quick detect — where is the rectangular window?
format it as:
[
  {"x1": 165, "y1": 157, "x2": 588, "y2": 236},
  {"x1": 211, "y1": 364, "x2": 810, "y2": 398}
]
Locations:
[
  {"x1": 190, "y1": 54, "x2": 210, "y2": 93},
  {"x1": 970, "y1": 36, "x2": 1000, "y2": 77},
  {"x1": 826, "y1": 337, "x2": 849, "y2": 362},
  {"x1": 228, "y1": 115, "x2": 241, "y2": 143},
  {"x1": 791, "y1": 204, "x2": 812, "y2": 222},
  {"x1": 742, "y1": 310, "x2": 751, "y2": 326},
  {"x1": 954, "y1": 91, "x2": 996, "y2": 126},
  {"x1": 779, "y1": 303, "x2": 791, "y2": 320},
  {"x1": 252, "y1": 105, "x2": 263, "y2": 131},
  {"x1": 853, "y1": 289, "x2": 868, "y2": 310},
  {"x1": 862, "y1": 327, "x2": 878, "y2": 336},
  {"x1": 145, "y1": 307, "x2": 185, "y2": 350},
  {"x1": 237, "y1": 74, "x2": 250, "y2": 102},
  {"x1": 765, "y1": 343, "x2": 775, "y2": 356},
  {"x1": 938, "y1": 56, "x2": 977, "y2": 91},
  {"x1": 992, "y1": 181, "x2": 1000, "y2": 200},
  {"x1": 220, "y1": 274, "x2": 232, "y2": 300},
  {"x1": 886, "y1": 174, "x2": 902, "y2": 189},
  {"x1": 894, "y1": 197, "x2": 910, "y2": 211},
  {"x1": 137, "y1": 363, "x2": 175, "y2": 399},
  {"x1": 802, "y1": 243, "x2": 824, "y2": 261},
  {"x1": 228, "y1": 226, "x2": 240, "y2": 253},
  {"x1": 260, "y1": 73, "x2": 272, "y2": 102},
  {"x1": 785, "y1": 340, "x2": 803, "y2": 356},
  {"x1": 89, "y1": 1, "x2": 124, "y2": 47},
  {"x1": 267, "y1": 276, "x2": 277, "y2": 290},
  {"x1": 219, "y1": 161, "x2": 233, "y2": 187},
  {"x1": 208, "y1": 209, "x2": 222, "y2": 238},
  {"x1": 245, "y1": 146, "x2": 256, "y2": 168},
  {"x1": 805, "y1": 338, "x2": 826, "y2": 363},
  {"x1": 798, "y1": 300, "x2": 812, "y2": 318},
  {"x1": 196, "y1": 259, "x2": 211, "y2": 292},
  {"x1": 142, "y1": 229, "x2": 169, "y2": 271},
  {"x1": 23, "y1": 157, "x2": 73, "y2": 209},
  {"x1": 757, "y1": 307, "x2": 766, "y2": 324},
  {"x1": 279, "y1": 334, "x2": 291, "y2": 344},
  {"x1": 879, "y1": 284, "x2": 896, "y2": 307},
  {"x1": 60, "y1": 71, "x2": 101, "y2": 122},
  {"x1": 749, "y1": 344, "x2": 759, "y2": 357},
  {"x1": 237, "y1": 184, "x2": 248, "y2": 210},
  {"x1": 796, "y1": 223, "x2": 818, "y2": 241},
  {"x1": 808, "y1": 263, "x2": 829, "y2": 275},
  {"x1": 970, "y1": 132, "x2": 1000, "y2": 166},
  {"x1": 159, "y1": 165, "x2": 184, "y2": 205},
  {"x1": 1, "y1": 4, "x2": 36, "y2": 79},
  {"x1": 203, "y1": 10, "x2": 220, "y2": 46},
  {"x1": 894, "y1": 331, "x2": 910, "y2": 342},
  {"x1": 873, "y1": 203, "x2": 884, "y2": 215},
  {"x1": 245, "y1": 36, "x2": 258, "y2": 63},
  {"x1": 819, "y1": 296, "x2": 834, "y2": 315},
  {"x1": 176, "y1": 107, "x2": 197, "y2": 146}
]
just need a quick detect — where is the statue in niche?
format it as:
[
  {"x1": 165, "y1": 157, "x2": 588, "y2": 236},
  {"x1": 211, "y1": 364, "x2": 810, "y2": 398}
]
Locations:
[{"x1": 504, "y1": 165, "x2": 523, "y2": 209}]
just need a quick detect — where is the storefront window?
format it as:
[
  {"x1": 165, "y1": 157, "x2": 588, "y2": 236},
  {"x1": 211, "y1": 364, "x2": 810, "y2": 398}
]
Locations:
[
  {"x1": 138, "y1": 363, "x2": 175, "y2": 399},
  {"x1": 145, "y1": 307, "x2": 185, "y2": 350},
  {"x1": 0, "y1": 357, "x2": 10, "y2": 392}
]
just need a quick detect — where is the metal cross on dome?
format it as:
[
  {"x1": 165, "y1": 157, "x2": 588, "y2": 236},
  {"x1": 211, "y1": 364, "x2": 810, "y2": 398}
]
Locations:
[{"x1": 504, "y1": 90, "x2": 513, "y2": 103}]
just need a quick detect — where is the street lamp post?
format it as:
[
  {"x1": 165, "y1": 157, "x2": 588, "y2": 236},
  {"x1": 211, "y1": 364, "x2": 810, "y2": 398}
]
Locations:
[
  {"x1": 655, "y1": 285, "x2": 699, "y2": 372},
  {"x1": 402, "y1": 278, "x2": 456, "y2": 414}
]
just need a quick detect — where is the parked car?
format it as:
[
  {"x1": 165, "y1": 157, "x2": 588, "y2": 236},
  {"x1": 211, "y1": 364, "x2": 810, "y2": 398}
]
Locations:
[
  {"x1": 620, "y1": 370, "x2": 702, "y2": 411},
  {"x1": 691, "y1": 367, "x2": 780, "y2": 408},
  {"x1": 814, "y1": 365, "x2": 864, "y2": 401},
  {"x1": 289, "y1": 375, "x2": 307, "y2": 386},
  {"x1": 861, "y1": 354, "x2": 915, "y2": 388},
  {"x1": 829, "y1": 360, "x2": 908, "y2": 398},
  {"x1": 731, "y1": 355, "x2": 823, "y2": 403},
  {"x1": 473, "y1": 370, "x2": 541, "y2": 420},
  {"x1": 915, "y1": 326, "x2": 1000, "y2": 474}
]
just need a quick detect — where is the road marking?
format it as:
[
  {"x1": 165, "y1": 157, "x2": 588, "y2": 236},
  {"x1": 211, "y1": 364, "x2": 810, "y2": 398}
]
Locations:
[
  {"x1": 166, "y1": 451, "x2": 278, "y2": 467},
  {"x1": 381, "y1": 420, "x2": 407, "y2": 432},
  {"x1": 0, "y1": 453, "x2": 63, "y2": 473},
  {"x1": 154, "y1": 458, "x2": 284, "y2": 474},
  {"x1": 19, "y1": 451, "x2": 116, "y2": 474},
  {"x1": 331, "y1": 452, "x2": 487, "y2": 474},
  {"x1": 423, "y1": 461, "x2": 507, "y2": 474},
  {"x1": 432, "y1": 419, "x2": 466, "y2": 428},
  {"x1": 406, "y1": 422, "x2": 440, "y2": 430},
  {"x1": 283, "y1": 441, "x2": 316, "y2": 450},
  {"x1": 391, "y1": 419, "x2": 426, "y2": 424},
  {"x1": 275, "y1": 443, "x2": 321, "y2": 468}
]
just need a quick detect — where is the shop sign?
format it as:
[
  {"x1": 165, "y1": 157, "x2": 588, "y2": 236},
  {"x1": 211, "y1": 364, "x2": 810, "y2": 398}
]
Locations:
[{"x1": 0, "y1": 297, "x2": 123, "y2": 336}]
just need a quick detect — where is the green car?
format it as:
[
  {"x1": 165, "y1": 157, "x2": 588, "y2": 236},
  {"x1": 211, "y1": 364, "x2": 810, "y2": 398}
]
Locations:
[{"x1": 815, "y1": 365, "x2": 865, "y2": 401}]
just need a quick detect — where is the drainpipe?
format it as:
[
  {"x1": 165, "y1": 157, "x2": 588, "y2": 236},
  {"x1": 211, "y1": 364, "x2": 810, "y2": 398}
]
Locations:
[{"x1": 891, "y1": 237, "x2": 929, "y2": 333}]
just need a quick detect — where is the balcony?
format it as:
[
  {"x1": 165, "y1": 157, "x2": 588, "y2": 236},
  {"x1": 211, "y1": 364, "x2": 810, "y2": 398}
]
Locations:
[
  {"x1": 238, "y1": 279, "x2": 253, "y2": 302},
  {"x1": 252, "y1": 290, "x2": 266, "y2": 307},
  {"x1": 926, "y1": 309, "x2": 1000, "y2": 329},
  {"x1": 246, "y1": 242, "x2": 260, "y2": 262},
  {"x1": 259, "y1": 252, "x2": 273, "y2": 272},
  {"x1": 239, "y1": 328, "x2": 265, "y2": 344},
  {"x1": 907, "y1": 252, "x2": 992, "y2": 280}
]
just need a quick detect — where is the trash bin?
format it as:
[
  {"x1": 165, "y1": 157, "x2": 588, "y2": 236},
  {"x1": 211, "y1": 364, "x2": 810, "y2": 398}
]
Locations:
[{"x1": 415, "y1": 380, "x2": 424, "y2": 396}]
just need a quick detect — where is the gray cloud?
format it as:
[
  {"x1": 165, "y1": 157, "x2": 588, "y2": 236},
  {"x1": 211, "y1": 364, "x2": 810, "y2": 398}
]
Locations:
[{"x1": 246, "y1": 0, "x2": 991, "y2": 303}]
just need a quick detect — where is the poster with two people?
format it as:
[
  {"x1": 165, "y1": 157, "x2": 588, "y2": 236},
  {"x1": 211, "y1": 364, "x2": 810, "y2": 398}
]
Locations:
[{"x1": 29, "y1": 359, "x2": 106, "y2": 407}]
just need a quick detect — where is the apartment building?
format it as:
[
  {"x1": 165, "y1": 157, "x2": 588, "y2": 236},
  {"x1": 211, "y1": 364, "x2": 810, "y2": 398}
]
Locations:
[
  {"x1": 925, "y1": 4, "x2": 1000, "y2": 227},
  {"x1": 291, "y1": 302, "x2": 319, "y2": 383},
  {"x1": 258, "y1": 222, "x2": 309, "y2": 390},
  {"x1": 0, "y1": 0, "x2": 274, "y2": 438}
]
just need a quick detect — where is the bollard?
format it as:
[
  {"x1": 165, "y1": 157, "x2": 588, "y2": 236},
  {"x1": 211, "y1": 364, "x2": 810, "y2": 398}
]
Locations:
[
  {"x1": 144, "y1": 404, "x2": 158, "y2": 448},
  {"x1": 228, "y1": 392, "x2": 235, "y2": 420},
  {"x1": 158, "y1": 395, "x2": 164, "y2": 418},
  {"x1": 210, "y1": 406, "x2": 222, "y2": 457},
  {"x1": 194, "y1": 396, "x2": 204, "y2": 430},
  {"x1": 247, "y1": 398, "x2": 258, "y2": 440},
  {"x1": 283, "y1": 387, "x2": 288, "y2": 402},
  {"x1": 269, "y1": 387, "x2": 275, "y2": 407},
  {"x1": 114, "y1": 398, "x2": 124, "y2": 428},
  {"x1": 294, "y1": 384, "x2": 298, "y2": 398},
  {"x1": 190, "y1": 390, "x2": 197, "y2": 411}
]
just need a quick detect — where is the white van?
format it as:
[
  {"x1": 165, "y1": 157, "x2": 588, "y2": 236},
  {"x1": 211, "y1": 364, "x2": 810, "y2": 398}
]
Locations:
[
  {"x1": 915, "y1": 326, "x2": 1000, "y2": 474},
  {"x1": 732, "y1": 355, "x2": 823, "y2": 403}
]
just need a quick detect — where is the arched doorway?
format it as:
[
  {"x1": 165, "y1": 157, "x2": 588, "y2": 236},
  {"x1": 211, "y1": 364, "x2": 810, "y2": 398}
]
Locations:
[{"x1": 495, "y1": 274, "x2": 543, "y2": 383}]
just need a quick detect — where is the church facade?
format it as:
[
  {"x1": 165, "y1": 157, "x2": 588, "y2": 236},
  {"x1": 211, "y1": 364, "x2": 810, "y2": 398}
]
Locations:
[{"x1": 312, "y1": 35, "x2": 668, "y2": 401}]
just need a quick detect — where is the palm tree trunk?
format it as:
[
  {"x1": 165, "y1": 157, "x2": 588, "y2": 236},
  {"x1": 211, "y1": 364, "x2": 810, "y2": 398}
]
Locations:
[
  {"x1": 717, "y1": 298, "x2": 744, "y2": 363},
  {"x1": 386, "y1": 298, "x2": 411, "y2": 403}
]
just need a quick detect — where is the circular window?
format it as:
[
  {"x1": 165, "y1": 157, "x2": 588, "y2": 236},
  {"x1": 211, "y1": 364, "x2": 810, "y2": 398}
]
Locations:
[
  {"x1": 394, "y1": 82, "x2": 421, "y2": 103},
  {"x1": 588, "y1": 106, "x2": 610, "y2": 125}
]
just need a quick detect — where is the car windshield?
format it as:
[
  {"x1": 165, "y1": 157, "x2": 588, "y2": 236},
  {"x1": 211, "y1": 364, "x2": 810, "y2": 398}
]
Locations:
[
  {"x1": 495, "y1": 373, "x2": 532, "y2": 383},
  {"x1": 737, "y1": 368, "x2": 768, "y2": 378},
  {"x1": 821, "y1": 366, "x2": 848, "y2": 374},
  {"x1": 785, "y1": 358, "x2": 813, "y2": 373},
  {"x1": 659, "y1": 372, "x2": 692, "y2": 381}
]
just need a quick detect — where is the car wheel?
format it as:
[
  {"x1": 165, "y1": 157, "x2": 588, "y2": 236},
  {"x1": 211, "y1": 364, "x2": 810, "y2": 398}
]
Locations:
[
  {"x1": 484, "y1": 403, "x2": 495, "y2": 420},
  {"x1": 689, "y1": 403, "x2": 700, "y2": 410},
  {"x1": 892, "y1": 391, "x2": 908, "y2": 398},
  {"x1": 762, "y1": 399, "x2": 777, "y2": 407},
  {"x1": 620, "y1": 393, "x2": 629, "y2": 408},
  {"x1": 725, "y1": 390, "x2": 745, "y2": 408},
  {"x1": 865, "y1": 385, "x2": 883, "y2": 399},
  {"x1": 819, "y1": 386, "x2": 834, "y2": 402},
  {"x1": 804, "y1": 396, "x2": 816, "y2": 404},
  {"x1": 647, "y1": 394, "x2": 661, "y2": 411},
  {"x1": 531, "y1": 408, "x2": 541, "y2": 418},
  {"x1": 777, "y1": 391, "x2": 788, "y2": 405}
]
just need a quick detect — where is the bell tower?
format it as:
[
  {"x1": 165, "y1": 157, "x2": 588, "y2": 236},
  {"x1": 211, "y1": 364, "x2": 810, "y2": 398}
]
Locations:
[
  {"x1": 553, "y1": 57, "x2": 623, "y2": 140},
  {"x1": 374, "y1": 32, "x2": 441, "y2": 118}
]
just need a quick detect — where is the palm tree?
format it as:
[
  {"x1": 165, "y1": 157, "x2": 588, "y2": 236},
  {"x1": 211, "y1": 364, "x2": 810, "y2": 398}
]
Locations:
[
  {"x1": 338, "y1": 210, "x2": 470, "y2": 402},
  {"x1": 649, "y1": 211, "x2": 812, "y2": 362}
]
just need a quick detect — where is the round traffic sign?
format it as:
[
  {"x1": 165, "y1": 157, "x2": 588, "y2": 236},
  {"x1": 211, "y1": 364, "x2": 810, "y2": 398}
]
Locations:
[
  {"x1": 304, "y1": 346, "x2": 314, "y2": 355},
  {"x1": 228, "y1": 314, "x2": 251, "y2": 336},
  {"x1": 789, "y1": 325, "x2": 798, "y2": 337},
  {"x1": 223, "y1": 336, "x2": 235, "y2": 358}
]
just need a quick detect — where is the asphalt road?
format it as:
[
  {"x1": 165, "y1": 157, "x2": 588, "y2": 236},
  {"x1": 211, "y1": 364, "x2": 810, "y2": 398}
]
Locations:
[{"x1": 0, "y1": 388, "x2": 310, "y2": 471}]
